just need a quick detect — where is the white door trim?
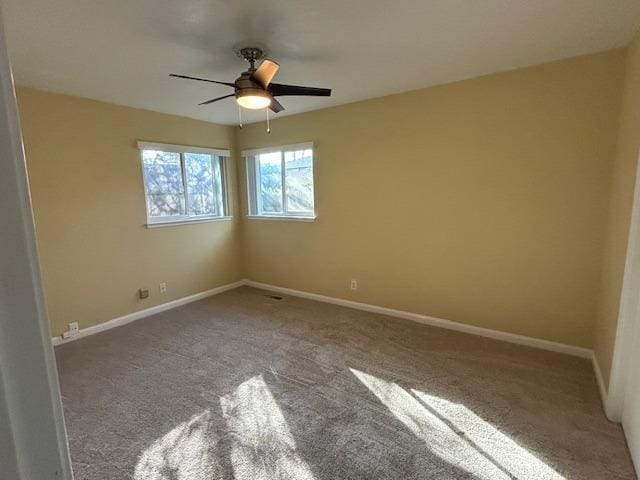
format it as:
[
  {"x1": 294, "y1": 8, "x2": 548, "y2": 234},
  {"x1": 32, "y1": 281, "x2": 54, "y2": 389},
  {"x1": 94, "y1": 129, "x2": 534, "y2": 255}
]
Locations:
[
  {"x1": 607, "y1": 150, "x2": 640, "y2": 421},
  {"x1": 0, "y1": 5, "x2": 73, "y2": 478}
]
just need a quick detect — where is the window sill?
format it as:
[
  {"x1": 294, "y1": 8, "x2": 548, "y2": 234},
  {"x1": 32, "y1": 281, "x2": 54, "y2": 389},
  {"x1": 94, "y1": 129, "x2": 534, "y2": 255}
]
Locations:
[
  {"x1": 146, "y1": 216, "x2": 232, "y2": 228},
  {"x1": 247, "y1": 215, "x2": 316, "y2": 222}
]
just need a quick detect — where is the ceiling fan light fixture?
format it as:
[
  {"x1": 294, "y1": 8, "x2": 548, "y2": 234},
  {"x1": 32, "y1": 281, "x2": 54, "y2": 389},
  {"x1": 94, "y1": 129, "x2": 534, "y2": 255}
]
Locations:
[{"x1": 236, "y1": 89, "x2": 271, "y2": 109}]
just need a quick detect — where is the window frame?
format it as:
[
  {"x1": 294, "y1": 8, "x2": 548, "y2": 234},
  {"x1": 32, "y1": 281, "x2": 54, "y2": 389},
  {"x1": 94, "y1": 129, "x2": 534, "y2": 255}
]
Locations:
[
  {"x1": 243, "y1": 142, "x2": 316, "y2": 221},
  {"x1": 137, "y1": 141, "x2": 231, "y2": 227}
]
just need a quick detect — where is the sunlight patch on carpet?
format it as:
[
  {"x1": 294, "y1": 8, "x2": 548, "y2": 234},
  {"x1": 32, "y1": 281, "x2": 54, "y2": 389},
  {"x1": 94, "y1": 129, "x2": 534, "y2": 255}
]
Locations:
[
  {"x1": 220, "y1": 374, "x2": 315, "y2": 480},
  {"x1": 351, "y1": 368, "x2": 564, "y2": 480},
  {"x1": 134, "y1": 410, "x2": 220, "y2": 479}
]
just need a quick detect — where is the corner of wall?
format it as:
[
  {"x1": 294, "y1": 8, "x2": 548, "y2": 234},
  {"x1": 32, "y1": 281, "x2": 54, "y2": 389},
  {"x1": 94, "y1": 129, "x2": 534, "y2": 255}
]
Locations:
[{"x1": 232, "y1": 124, "x2": 249, "y2": 280}]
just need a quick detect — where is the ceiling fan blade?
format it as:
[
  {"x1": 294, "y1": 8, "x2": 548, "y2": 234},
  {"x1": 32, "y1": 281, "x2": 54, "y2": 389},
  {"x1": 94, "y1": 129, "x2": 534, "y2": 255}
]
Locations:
[
  {"x1": 251, "y1": 59, "x2": 280, "y2": 88},
  {"x1": 270, "y1": 97, "x2": 285, "y2": 113},
  {"x1": 170, "y1": 74, "x2": 235, "y2": 88},
  {"x1": 269, "y1": 83, "x2": 331, "y2": 97},
  {"x1": 198, "y1": 94, "x2": 235, "y2": 105}
]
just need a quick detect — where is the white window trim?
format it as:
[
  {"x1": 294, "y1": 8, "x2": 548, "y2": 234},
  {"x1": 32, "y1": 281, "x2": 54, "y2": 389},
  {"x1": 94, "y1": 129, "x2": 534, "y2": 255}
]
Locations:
[
  {"x1": 137, "y1": 141, "x2": 230, "y2": 157},
  {"x1": 245, "y1": 142, "x2": 316, "y2": 220},
  {"x1": 241, "y1": 142, "x2": 312, "y2": 157},
  {"x1": 146, "y1": 216, "x2": 232, "y2": 228},
  {"x1": 246, "y1": 215, "x2": 316, "y2": 222},
  {"x1": 138, "y1": 141, "x2": 231, "y2": 226}
]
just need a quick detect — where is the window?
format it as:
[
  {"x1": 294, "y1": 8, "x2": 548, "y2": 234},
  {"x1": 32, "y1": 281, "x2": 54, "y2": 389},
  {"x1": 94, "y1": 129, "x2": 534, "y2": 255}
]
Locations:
[
  {"x1": 245, "y1": 143, "x2": 315, "y2": 220},
  {"x1": 138, "y1": 142, "x2": 230, "y2": 226}
]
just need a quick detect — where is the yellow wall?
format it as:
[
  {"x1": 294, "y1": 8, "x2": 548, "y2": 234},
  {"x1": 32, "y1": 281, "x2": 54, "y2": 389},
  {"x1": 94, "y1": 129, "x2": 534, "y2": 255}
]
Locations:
[
  {"x1": 595, "y1": 33, "x2": 640, "y2": 387},
  {"x1": 17, "y1": 87, "x2": 242, "y2": 337},
  {"x1": 238, "y1": 50, "x2": 626, "y2": 348},
  {"x1": 17, "y1": 49, "x2": 631, "y2": 351}
]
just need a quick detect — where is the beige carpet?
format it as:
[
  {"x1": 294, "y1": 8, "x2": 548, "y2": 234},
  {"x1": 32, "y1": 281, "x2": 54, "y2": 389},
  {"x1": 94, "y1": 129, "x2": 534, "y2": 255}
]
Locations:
[{"x1": 56, "y1": 286, "x2": 636, "y2": 479}]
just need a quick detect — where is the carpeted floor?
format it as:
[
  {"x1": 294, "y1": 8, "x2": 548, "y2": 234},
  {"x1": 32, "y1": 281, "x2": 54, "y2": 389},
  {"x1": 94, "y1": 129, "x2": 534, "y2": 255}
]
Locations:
[{"x1": 56, "y1": 286, "x2": 636, "y2": 479}]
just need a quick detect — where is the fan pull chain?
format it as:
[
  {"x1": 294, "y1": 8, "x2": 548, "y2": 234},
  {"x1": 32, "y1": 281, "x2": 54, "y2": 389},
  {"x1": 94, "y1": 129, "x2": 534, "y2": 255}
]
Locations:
[
  {"x1": 266, "y1": 107, "x2": 271, "y2": 134},
  {"x1": 238, "y1": 104, "x2": 243, "y2": 129}
]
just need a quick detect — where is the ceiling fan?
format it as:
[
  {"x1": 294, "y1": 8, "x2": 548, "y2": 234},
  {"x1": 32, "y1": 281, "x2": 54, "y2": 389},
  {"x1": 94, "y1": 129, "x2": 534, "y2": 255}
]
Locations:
[{"x1": 170, "y1": 47, "x2": 331, "y2": 114}]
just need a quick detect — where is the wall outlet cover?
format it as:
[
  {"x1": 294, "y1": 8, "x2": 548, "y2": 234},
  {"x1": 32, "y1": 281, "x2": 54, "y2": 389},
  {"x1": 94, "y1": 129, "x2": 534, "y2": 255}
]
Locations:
[
  {"x1": 139, "y1": 288, "x2": 149, "y2": 299},
  {"x1": 62, "y1": 322, "x2": 80, "y2": 338}
]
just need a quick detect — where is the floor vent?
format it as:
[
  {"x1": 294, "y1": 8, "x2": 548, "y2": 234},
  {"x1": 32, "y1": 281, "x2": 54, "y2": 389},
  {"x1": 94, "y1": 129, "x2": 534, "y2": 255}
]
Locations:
[{"x1": 265, "y1": 294, "x2": 284, "y2": 301}]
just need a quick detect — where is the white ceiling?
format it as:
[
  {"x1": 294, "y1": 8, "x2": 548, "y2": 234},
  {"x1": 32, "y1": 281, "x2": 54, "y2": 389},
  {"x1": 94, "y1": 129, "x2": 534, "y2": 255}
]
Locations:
[{"x1": 3, "y1": 0, "x2": 640, "y2": 125}]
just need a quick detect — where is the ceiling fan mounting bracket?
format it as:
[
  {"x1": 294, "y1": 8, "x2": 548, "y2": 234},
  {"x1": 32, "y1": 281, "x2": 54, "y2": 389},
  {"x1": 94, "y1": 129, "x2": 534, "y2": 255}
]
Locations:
[{"x1": 234, "y1": 46, "x2": 266, "y2": 71}]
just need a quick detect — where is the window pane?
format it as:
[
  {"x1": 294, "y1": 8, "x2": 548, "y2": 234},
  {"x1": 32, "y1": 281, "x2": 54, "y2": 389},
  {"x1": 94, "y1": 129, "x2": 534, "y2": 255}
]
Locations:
[
  {"x1": 257, "y1": 152, "x2": 283, "y2": 214},
  {"x1": 142, "y1": 150, "x2": 185, "y2": 217},
  {"x1": 184, "y1": 153, "x2": 216, "y2": 216},
  {"x1": 284, "y1": 149, "x2": 314, "y2": 213}
]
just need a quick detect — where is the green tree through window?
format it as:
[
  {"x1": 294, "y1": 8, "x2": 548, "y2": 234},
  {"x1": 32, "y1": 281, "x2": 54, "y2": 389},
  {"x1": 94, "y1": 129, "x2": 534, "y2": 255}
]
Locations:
[{"x1": 141, "y1": 148, "x2": 226, "y2": 223}]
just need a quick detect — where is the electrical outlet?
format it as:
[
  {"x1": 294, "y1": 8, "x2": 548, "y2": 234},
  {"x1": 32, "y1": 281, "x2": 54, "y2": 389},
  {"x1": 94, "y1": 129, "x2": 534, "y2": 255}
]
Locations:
[
  {"x1": 159, "y1": 282, "x2": 167, "y2": 294},
  {"x1": 139, "y1": 288, "x2": 149, "y2": 299},
  {"x1": 62, "y1": 322, "x2": 80, "y2": 339},
  {"x1": 350, "y1": 279, "x2": 358, "y2": 290}
]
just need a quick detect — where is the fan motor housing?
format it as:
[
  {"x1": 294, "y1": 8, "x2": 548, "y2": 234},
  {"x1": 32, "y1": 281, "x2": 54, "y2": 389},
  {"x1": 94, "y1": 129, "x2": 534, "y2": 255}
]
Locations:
[
  {"x1": 235, "y1": 72, "x2": 264, "y2": 92},
  {"x1": 236, "y1": 87, "x2": 268, "y2": 98}
]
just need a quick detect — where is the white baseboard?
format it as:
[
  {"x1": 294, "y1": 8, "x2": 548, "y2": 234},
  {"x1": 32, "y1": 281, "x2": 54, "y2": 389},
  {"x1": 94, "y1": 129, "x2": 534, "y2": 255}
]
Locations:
[
  {"x1": 52, "y1": 278, "x2": 593, "y2": 360},
  {"x1": 51, "y1": 280, "x2": 245, "y2": 346},
  {"x1": 244, "y1": 280, "x2": 593, "y2": 359},
  {"x1": 51, "y1": 277, "x2": 605, "y2": 408}
]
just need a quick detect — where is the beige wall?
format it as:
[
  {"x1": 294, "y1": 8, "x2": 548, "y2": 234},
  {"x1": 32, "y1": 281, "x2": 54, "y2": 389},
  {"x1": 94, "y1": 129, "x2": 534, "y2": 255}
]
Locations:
[
  {"x1": 595, "y1": 33, "x2": 640, "y2": 388},
  {"x1": 17, "y1": 87, "x2": 242, "y2": 337},
  {"x1": 238, "y1": 50, "x2": 626, "y2": 348}
]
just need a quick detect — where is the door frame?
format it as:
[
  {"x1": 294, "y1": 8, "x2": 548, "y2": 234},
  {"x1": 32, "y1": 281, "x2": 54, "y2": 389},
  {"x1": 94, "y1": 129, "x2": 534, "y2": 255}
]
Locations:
[
  {"x1": 608, "y1": 150, "x2": 640, "y2": 421},
  {"x1": 0, "y1": 5, "x2": 73, "y2": 479}
]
